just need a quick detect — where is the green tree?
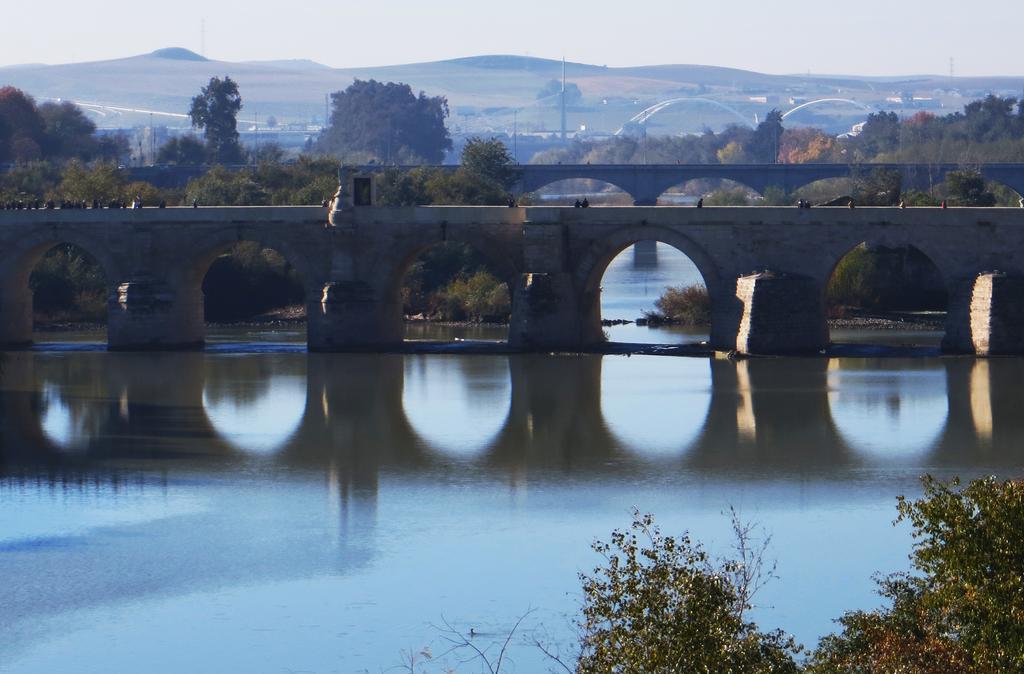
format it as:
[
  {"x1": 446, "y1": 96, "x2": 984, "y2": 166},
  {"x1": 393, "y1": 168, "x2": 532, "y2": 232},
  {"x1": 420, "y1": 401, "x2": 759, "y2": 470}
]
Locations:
[
  {"x1": 747, "y1": 109, "x2": 784, "y2": 164},
  {"x1": 460, "y1": 136, "x2": 517, "y2": 189},
  {"x1": 56, "y1": 161, "x2": 125, "y2": 202},
  {"x1": 184, "y1": 166, "x2": 269, "y2": 205},
  {"x1": 946, "y1": 169, "x2": 996, "y2": 206},
  {"x1": 189, "y1": 76, "x2": 244, "y2": 164},
  {"x1": 576, "y1": 511, "x2": 801, "y2": 674},
  {"x1": 853, "y1": 167, "x2": 902, "y2": 206},
  {"x1": 811, "y1": 476, "x2": 1024, "y2": 673},
  {"x1": 317, "y1": 79, "x2": 451, "y2": 163},
  {"x1": 38, "y1": 101, "x2": 98, "y2": 160},
  {"x1": 0, "y1": 86, "x2": 45, "y2": 162},
  {"x1": 856, "y1": 111, "x2": 901, "y2": 158},
  {"x1": 157, "y1": 135, "x2": 207, "y2": 165}
]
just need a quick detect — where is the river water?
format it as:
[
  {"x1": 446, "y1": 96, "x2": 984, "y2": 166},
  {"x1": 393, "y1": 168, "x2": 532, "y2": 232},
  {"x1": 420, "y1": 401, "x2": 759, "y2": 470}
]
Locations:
[{"x1": 1, "y1": 244, "x2": 1019, "y2": 672}]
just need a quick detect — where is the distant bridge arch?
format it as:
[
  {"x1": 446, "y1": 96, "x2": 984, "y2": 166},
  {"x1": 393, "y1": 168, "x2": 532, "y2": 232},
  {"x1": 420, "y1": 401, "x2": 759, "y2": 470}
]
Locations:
[
  {"x1": 781, "y1": 98, "x2": 874, "y2": 120},
  {"x1": 616, "y1": 98, "x2": 755, "y2": 135}
]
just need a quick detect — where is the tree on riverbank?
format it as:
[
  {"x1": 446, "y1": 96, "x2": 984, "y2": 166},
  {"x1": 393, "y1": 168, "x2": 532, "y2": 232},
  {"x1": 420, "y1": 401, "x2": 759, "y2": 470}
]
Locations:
[
  {"x1": 574, "y1": 510, "x2": 801, "y2": 673},
  {"x1": 450, "y1": 477, "x2": 1024, "y2": 673},
  {"x1": 808, "y1": 476, "x2": 1024, "y2": 673}
]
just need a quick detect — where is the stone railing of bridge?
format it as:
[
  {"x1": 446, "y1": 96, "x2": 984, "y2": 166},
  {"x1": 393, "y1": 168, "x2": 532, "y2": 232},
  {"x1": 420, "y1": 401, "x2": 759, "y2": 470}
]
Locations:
[{"x1": 2, "y1": 204, "x2": 1024, "y2": 355}]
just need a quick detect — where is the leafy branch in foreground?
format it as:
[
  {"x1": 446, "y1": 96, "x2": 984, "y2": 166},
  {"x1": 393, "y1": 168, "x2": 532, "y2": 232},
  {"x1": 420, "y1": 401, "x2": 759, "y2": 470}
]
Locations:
[
  {"x1": 808, "y1": 476, "x2": 1024, "y2": 673},
  {"x1": 575, "y1": 509, "x2": 800, "y2": 674}
]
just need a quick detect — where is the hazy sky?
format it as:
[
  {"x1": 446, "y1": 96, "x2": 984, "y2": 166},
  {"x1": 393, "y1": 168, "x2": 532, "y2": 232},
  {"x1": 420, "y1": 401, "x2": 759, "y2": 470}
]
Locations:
[{"x1": 3, "y1": 0, "x2": 1020, "y2": 76}]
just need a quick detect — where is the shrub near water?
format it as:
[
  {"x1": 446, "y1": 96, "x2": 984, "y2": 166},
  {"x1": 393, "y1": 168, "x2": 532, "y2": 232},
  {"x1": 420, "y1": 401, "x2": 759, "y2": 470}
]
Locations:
[
  {"x1": 652, "y1": 284, "x2": 711, "y2": 325},
  {"x1": 429, "y1": 271, "x2": 510, "y2": 322}
]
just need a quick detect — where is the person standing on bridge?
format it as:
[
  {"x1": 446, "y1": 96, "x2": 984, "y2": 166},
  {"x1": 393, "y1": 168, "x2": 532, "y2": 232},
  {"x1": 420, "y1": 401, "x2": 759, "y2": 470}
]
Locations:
[
  {"x1": 696, "y1": 198, "x2": 704, "y2": 208},
  {"x1": 582, "y1": 198, "x2": 590, "y2": 208}
]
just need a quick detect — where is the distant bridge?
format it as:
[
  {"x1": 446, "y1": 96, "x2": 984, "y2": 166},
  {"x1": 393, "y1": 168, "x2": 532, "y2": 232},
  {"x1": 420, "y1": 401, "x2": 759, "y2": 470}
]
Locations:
[
  {"x1": 359, "y1": 163, "x2": 1024, "y2": 206},
  {"x1": 614, "y1": 97, "x2": 878, "y2": 135}
]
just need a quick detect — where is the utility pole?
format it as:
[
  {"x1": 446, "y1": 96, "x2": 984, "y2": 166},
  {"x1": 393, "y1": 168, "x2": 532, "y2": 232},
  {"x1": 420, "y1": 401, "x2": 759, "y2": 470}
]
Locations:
[
  {"x1": 560, "y1": 56, "x2": 567, "y2": 143},
  {"x1": 254, "y1": 112, "x2": 259, "y2": 163},
  {"x1": 201, "y1": 19, "x2": 206, "y2": 58},
  {"x1": 513, "y1": 109, "x2": 518, "y2": 163}
]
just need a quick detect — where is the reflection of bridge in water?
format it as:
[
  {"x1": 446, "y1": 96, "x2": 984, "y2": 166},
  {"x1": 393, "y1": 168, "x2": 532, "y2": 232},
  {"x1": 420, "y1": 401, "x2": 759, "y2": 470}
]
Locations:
[{"x1": 4, "y1": 353, "x2": 1024, "y2": 490}]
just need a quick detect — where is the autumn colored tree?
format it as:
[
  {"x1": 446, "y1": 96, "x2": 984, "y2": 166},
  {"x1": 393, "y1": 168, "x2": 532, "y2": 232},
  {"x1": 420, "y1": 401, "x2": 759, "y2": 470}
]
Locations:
[
  {"x1": 810, "y1": 476, "x2": 1024, "y2": 673},
  {"x1": 779, "y1": 128, "x2": 839, "y2": 164}
]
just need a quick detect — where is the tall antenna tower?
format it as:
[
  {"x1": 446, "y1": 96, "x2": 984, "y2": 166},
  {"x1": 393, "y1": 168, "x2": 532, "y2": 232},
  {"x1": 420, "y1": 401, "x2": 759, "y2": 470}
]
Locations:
[
  {"x1": 201, "y1": 19, "x2": 206, "y2": 57},
  {"x1": 949, "y1": 56, "x2": 955, "y2": 84},
  {"x1": 560, "y1": 56, "x2": 567, "y2": 142}
]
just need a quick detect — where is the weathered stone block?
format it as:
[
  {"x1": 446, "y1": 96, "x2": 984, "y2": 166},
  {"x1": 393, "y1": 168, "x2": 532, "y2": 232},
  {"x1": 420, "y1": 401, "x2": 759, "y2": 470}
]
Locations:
[
  {"x1": 509, "y1": 273, "x2": 587, "y2": 350},
  {"x1": 108, "y1": 279, "x2": 204, "y2": 350},
  {"x1": 955, "y1": 272, "x2": 1024, "y2": 355},
  {"x1": 308, "y1": 281, "x2": 402, "y2": 351},
  {"x1": 734, "y1": 272, "x2": 827, "y2": 355}
]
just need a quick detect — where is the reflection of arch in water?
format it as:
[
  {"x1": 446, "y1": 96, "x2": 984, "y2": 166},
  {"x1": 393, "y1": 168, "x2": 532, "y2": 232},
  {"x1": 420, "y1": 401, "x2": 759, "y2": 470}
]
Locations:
[
  {"x1": 687, "y1": 358, "x2": 852, "y2": 472},
  {"x1": 826, "y1": 359, "x2": 948, "y2": 463},
  {"x1": 402, "y1": 355, "x2": 512, "y2": 460},
  {"x1": 201, "y1": 354, "x2": 308, "y2": 457},
  {"x1": 482, "y1": 354, "x2": 624, "y2": 472},
  {"x1": 931, "y1": 359, "x2": 1024, "y2": 466},
  {"x1": 600, "y1": 356, "x2": 711, "y2": 458},
  {"x1": 276, "y1": 354, "x2": 430, "y2": 489}
]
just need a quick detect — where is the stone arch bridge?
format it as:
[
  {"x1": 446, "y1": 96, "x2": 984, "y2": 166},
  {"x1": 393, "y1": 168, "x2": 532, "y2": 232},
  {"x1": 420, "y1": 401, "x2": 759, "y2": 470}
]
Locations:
[
  {"x1": 2, "y1": 204, "x2": 1023, "y2": 355},
  {"x1": 364, "y1": 163, "x2": 1024, "y2": 206}
]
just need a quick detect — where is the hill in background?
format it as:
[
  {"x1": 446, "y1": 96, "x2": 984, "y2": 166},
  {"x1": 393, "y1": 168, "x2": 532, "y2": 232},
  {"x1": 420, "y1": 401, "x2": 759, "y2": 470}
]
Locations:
[{"x1": 2, "y1": 48, "x2": 1024, "y2": 136}]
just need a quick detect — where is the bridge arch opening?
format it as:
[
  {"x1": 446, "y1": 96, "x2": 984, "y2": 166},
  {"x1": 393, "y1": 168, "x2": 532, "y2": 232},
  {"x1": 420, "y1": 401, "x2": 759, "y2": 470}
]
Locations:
[
  {"x1": 183, "y1": 238, "x2": 313, "y2": 345},
  {"x1": 656, "y1": 178, "x2": 760, "y2": 206},
  {"x1": 398, "y1": 241, "x2": 516, "y2": 343},
  {"x1": 523, "y1": 178, "x2": 632, "y2": 206},
  {"x1": 29, "y1": 243, "x2": 110, "y2": 334},
  {"x1": 0, "y1": 237, "x2": 118, "y2": 345},
  {"x1": 581, "y1": 229, "x2": 717, "y2": 345},
  {"x1": 827, "y1": 358, "x2": 948, "y2": 462},
  {"x1": 826, "y1": 242, "x2": 948, "y2": 347}
]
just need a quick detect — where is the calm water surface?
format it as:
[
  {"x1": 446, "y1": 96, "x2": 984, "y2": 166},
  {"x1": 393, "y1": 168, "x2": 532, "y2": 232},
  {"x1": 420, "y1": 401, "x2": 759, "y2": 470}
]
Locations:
[{"x1": 2, "y1": 244, "x2": 1021, "y2": 673}]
